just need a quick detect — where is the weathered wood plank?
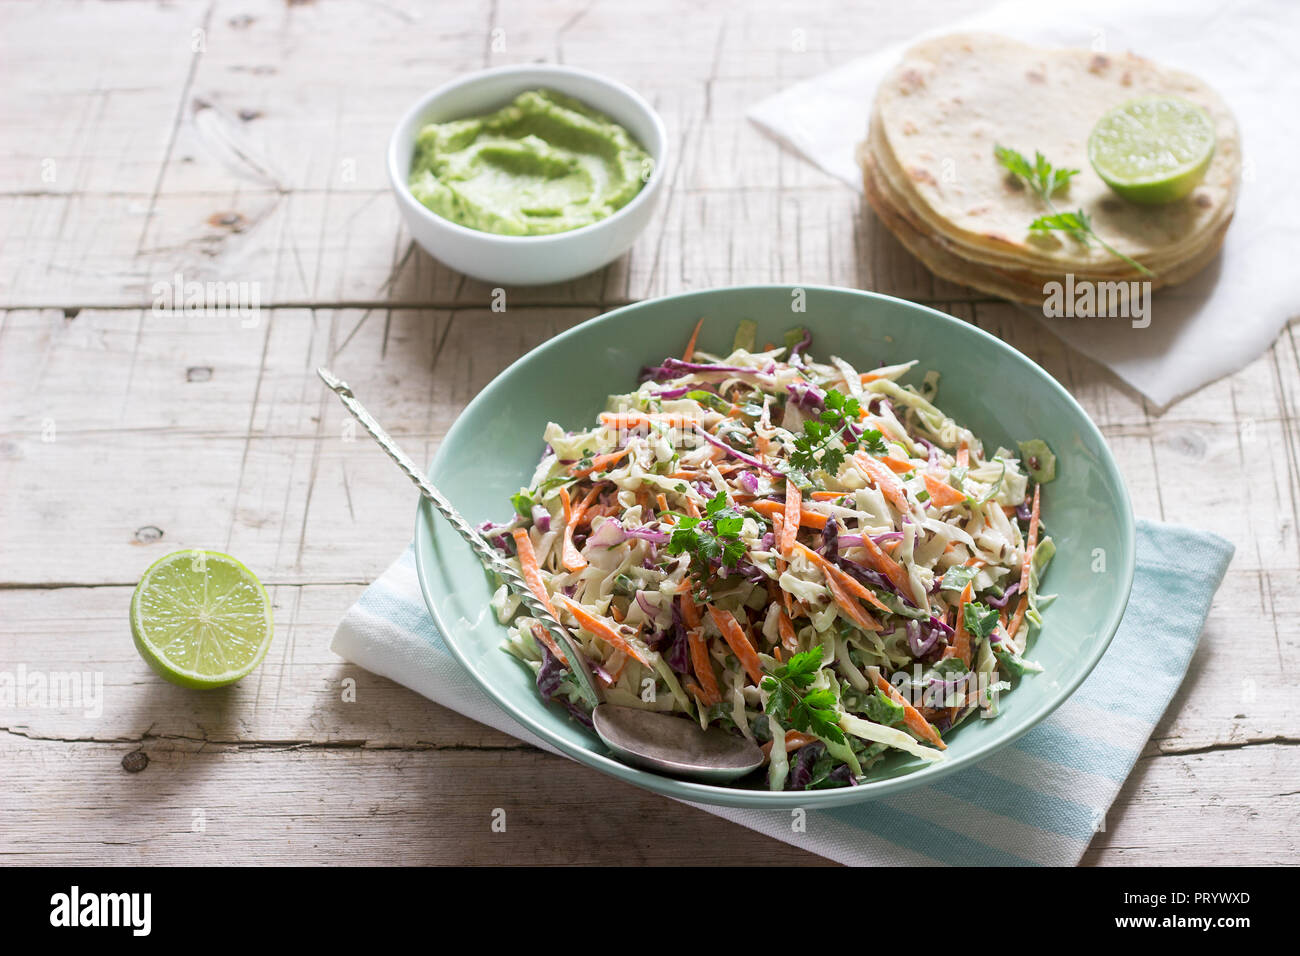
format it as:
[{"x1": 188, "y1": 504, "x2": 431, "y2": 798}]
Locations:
[
  {"x1": 1, "y1": 732, "x2": 1292, "y2": 865},
  {"x1": 0, "y1": 0, "x2": 997, "y2": 310},
  {"x1": 0, "y1": 740, "x2": 835, "y2": 866},
  {"x1": 3, "y1": 0, "x2": 1297, "y2": 866},
  {"x1": 1, "y1": 577, "x2": 1294, "y2": 781}
]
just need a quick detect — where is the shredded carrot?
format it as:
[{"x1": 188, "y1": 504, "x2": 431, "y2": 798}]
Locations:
[
  {"x1": 687, "y1": 631, "x2": 721, "y2": 705},
  {"x1": 706, "y1": 606, "x2": 764, "y2": 684},
  {"x1": 853, "y1": 451, "x2": 911, "y2": 513},
  {"x1": 872, "y1": 673, "x2": 947, "y2": 750},
  {"x1": 556, "y1": 594, "x2": 651, "y2": 667},
  {"x1": 956, "y1": 445, "x2": 970, "y2": 468},
  {"x1": 682, "y1": 316, "x2": 706, "y2": 361},
  {"x1": 791, "y1": 542, "x2": 882, "y2": 631},
  {"x1": 569, "y1": 447, "x2": 630, "y2": 479},
  {"x1": 857, "y1": 406, "x2": 901, "y2": 442},
  {"x1": 1018, "y1": 484, "x2": 1041, "y2": 595},
  {"x1": 792, "y1": 541, "x2": 892, "y2": 615},
  {"x1": 777, "y1": 609, "x2": 798, "y2": 653},
  {"x1": 823, "y1": 567, "x2": 882, "y2": 633},
  {"x1": 560, "y1": 485, "x2": 601, "y2": 572},
  {"x1": 810, "y1": 490, "x2": 850, "y2": 501},
  {"x1": 944, "y1": 581, "x2": 975, "y2": 667},
  {"x1": 1006, "y1": 593, "x2": 1029, "y2": 639},
  {"x1": 683, "y1": 495, "x2": 701, "y2": 519},
  {"x1": 771, "y1": 512, "x2": 795, "y2": 618},
  {"x1": 880, "y1": 456, "x2": 916, "y2": 474},
  {"x1": 922, "y1": 473, "x2": 967, "y2": 508},
  {"x1": 750, "y1": 498, "x2": 828, "y2": 530},
  {"x1": 655, "y1": 492, "x2": 669, "y2": 514},
  {"x1": 855, "y1": 532, "x2": 912, "y2": 595},
  {"x1": 679, "y1": 588, "x2": 702, "y2": 629},
  {"x1": 511, "y1": 529, "x2": 558, "y2": 617},
  {"x1": 599, "y1": 411, "x2": 698, "y2": 431},
  {"x1": 781, "y1": 481, "x2": 801, "y2": 556},
  {"x1": 527, "y1": 622, "x2": 568, "y2": 670},
  {"x1": 634, "y1": 486, "x2": 652, "y2": 516}
]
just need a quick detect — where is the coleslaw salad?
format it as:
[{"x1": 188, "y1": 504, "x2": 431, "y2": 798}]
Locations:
[{"x1": 484, "y1": 320, "x2": 1056, "y2": 790}]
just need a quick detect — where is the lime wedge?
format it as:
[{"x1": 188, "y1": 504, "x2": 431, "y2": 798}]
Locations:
[
  {"x1": 1088, "y1": 97, "x2": 1216, "y2": 204},
  {"x1": 131, "y1": 550, "x2": 274, "y2": 689}
]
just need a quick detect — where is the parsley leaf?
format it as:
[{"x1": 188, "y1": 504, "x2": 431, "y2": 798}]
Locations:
[
  {"x1": 962, "y1": 600, "x2": 1001, "y2": 641},
  {"x1": 509, "y1": 488, "x2": 535, "y2": 518},
  {"x1": 939, "y1": 564, "x2": 979, "y2": 593},
  {"x1": 995, "y1": 144, "x2": 1154, "y2": 278},
  {"x1": 863, "y1": 687, "x2": 905, "y2": 727},
  {"x1": 760, "y1": 646, "x2": 846, "y2": 744},
  {"x1": 788, "y1": 388, "x2": 869, "y2": 478},
  {"x1": 1030, "y1": 209, "x2": 1093, "y2": 245},
  {"x1": 858, "y1": 427, "x2": 887, "y2": 456},
  {"x1": 822, "y1": 388, "x2": 861, "y2": 421},
  {"x1": 994, "y1": 144, "x2": 1078, "y2": 198},
  {"x1": 792, "y1": 688, "x2": 846, "y2": 741},
  {"x1": 665, "y1": 490, "x2": 748, "y2": 576},
  {"x1": 778, "y1": 646, "x2": 823, "y2": 687}
]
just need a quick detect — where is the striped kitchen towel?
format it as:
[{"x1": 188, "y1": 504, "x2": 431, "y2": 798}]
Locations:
[{"x1": 332, "y1": 519, "x2": 1232, "y2": 866}]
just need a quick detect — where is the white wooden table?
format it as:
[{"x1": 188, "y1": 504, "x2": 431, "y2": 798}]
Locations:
[{"x1": 2, "y1": 0, "x2": 1296, "y2": 865}]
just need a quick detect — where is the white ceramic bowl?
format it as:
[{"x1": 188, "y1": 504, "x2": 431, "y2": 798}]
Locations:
[{"x1": 387, "y1": 64, "x2": 668, "y2": 286}]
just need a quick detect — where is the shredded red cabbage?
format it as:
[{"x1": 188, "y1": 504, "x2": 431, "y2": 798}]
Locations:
[
  {"x1": 694, "y1": 427, "x2": 785, "y2": 477},
  {"x1": 906, "y1": 619, "x2": 939, "y2": 657},
  {"x1": 634, "y1": 590, "x2": 658, "y2": 620},
  {"x1": 985, "y1": 581, "x2": 1020, "y2": 609},
  {"x1": 587, "y1": 518, "x2": 627, "y2": 548},
  {"x1": 789, "y1": 328, "x2": 812, "y2": 360},
  {"x1": 531, "y1": 504, "x2": 551, "y2": 533},
  {"x1": 535, "y1": 640, "x2": 567, "y2": 699},
  {"x1": 625, "y1": 526, "x2": 670, "y2": 545},
  {"x1": 651, "y1": 385, "x2": 690, "y2": 399},
  {"x1": 786, "y1": 381, "x2": 825, "y2": 410}
]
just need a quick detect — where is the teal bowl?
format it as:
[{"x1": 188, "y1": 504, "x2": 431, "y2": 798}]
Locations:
[{"x1": 414, "y1": 285, "x2": 1135, "y2": 809}]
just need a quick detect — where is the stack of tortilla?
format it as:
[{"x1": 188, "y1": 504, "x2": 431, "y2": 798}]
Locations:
[{"x1": 858, "y1": 33, "x2": 1241, "y2": 303}]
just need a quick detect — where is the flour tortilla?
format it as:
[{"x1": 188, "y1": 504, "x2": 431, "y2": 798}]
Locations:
[
  {"x1": 866, "y1": 33, "x2": 1240, "y2": 277},
  {"x1": 869, "y1": 109, "x2": 1225, "y2": 277},
  {"x1": 860, "y1": 142, "x2": 1231, "y2": 303}
]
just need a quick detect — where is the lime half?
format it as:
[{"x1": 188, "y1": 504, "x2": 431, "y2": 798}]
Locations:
[
  {"x1": 131, "y1": 550, "x2": 274, "y2": 689},
  {"x1": 1088, "y1": 97, "x2": 1216, "y2": 204}
]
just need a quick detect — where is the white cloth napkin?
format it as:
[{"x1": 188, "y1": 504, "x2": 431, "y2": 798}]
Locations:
[
  {"x1": 332, "y1": 521, "x2": 1232, "y2": 866},
  {"x1": 748, "y1": 0, "x2": 1300, "y2": 408}
]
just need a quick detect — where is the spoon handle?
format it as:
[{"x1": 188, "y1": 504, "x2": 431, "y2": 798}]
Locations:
[{"x1": 316, "y1": 367, "x2": 601, "y2": 706}]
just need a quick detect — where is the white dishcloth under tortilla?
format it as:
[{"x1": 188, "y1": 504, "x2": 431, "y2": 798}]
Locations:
[{"x1": 748, "y1": 0, "x2": 1300, "y2": 408}]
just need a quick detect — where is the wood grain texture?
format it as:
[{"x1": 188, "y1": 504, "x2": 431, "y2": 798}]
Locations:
[{"x1": 1, "y1": 0, "x2": 1296, "y2": 866}]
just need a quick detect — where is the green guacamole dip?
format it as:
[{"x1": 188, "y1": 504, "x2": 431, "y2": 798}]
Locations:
[{"x1": 408, "y1": 89, "x2": 651, "y2": 236}]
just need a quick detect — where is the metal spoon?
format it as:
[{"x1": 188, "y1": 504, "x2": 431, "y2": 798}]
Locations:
[{"x1": 317, "y1": 367, "x2": 764, "y2": 784}]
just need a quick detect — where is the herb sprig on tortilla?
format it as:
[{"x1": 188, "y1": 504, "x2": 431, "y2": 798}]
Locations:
[{"x1": 994, "y1": 145, "x2": 1155, "y2": 278}]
